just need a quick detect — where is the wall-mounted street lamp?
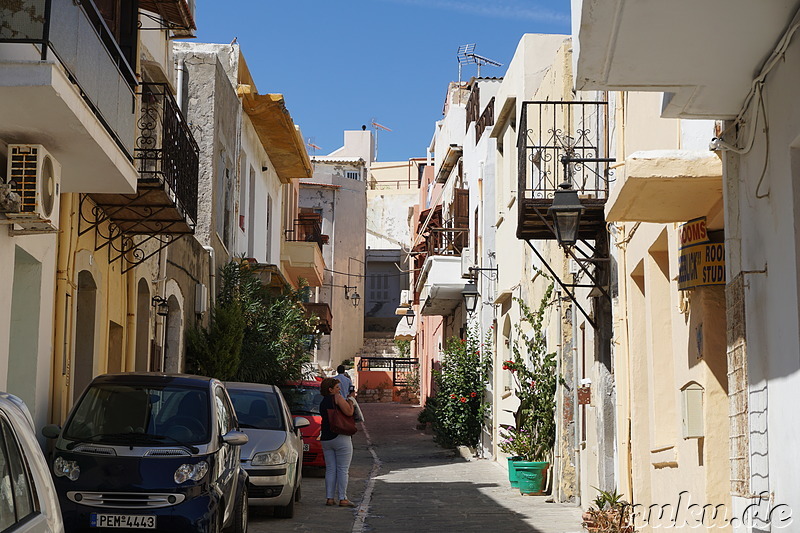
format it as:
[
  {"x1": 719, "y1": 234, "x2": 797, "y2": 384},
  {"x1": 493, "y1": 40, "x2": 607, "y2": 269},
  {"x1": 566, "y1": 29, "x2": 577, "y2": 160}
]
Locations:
[
  {"x1": 151, "y1": 296, "x2": 169, "y2": 317},
  {"x1": 405, "y1": 308, "x2": 415, "y2": 327},
  {"x1": 548, "y1": 182, "x2": 584, "y2": 247},
  {"x1": 461, "y1": 284, "x2": 479, "y2": 314},
  {"x1": 344, "y1": 285, "x2": 361, "y2": 308}
]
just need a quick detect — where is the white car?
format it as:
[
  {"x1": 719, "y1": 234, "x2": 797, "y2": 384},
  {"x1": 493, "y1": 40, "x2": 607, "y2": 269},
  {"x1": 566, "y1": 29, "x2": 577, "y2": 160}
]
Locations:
[
  {"x1": 0, "y1": 392, "x2": 64, "y2": 532},
  {"x1": 226, "y1": 383, "x2": 309, "y2": 519}
]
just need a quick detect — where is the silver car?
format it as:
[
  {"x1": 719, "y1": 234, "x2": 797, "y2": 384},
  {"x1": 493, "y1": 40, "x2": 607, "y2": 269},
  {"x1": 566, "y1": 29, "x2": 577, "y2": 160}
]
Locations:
[
  {"x1": 225, "y1": 383, "x2": 308, "y2": 519},
  {"x1": 0, "y1": 392, "x2": 64, "y2": 532}
]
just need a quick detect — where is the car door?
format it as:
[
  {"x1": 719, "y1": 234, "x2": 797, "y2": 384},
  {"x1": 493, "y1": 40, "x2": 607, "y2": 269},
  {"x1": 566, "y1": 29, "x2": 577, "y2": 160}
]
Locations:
[
  {"x1": 214, "y1": 386, "x2": 239, "y2": 522},
  {"x1": 0, "y1": 411, "x2": 51, "y2": 532}
]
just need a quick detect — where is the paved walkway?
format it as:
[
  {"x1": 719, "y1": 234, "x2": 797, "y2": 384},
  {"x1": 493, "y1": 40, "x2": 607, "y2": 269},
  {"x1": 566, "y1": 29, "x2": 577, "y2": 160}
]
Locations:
[{"x1": 250, "y1": 402, "x2": 584, "y2": 533}]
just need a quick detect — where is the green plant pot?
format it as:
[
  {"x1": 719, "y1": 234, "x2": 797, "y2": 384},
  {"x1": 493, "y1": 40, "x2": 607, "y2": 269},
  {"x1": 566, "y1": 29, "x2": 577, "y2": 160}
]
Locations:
[
  {"x1": 507, "y1": 456, "x2": 523, "y2": 487},
  {"x1": 515, "y1": 462, "x2": 548, "y2": 495}
]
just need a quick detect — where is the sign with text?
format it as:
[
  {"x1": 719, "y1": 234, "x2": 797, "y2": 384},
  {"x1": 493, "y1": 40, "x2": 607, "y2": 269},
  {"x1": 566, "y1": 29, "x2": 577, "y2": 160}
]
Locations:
[
  {"x1": 678, "y1": 242, "x2": 725, "y2": 290},
  {"x1": 678, "y1": 217, "x2": 710, "y2": 249}
]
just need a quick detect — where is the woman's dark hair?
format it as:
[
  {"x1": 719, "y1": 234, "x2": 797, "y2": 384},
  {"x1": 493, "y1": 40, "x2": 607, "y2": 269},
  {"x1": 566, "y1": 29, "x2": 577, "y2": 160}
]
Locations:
[{"x1": 320, "y1": 377, "x2": 338, "y2": 397}]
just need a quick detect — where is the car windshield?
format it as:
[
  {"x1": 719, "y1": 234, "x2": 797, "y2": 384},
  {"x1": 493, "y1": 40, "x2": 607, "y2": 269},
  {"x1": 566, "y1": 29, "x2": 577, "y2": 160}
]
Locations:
[
  {"x1": 279, "y1": 385, "x2": 322, "y2": 415},
  {"x1": 228, "y1": 390, "x2": 284, "y2": 431},
  {"x1": 63, "y1": 384, "x2": 211, "y2": 445}
]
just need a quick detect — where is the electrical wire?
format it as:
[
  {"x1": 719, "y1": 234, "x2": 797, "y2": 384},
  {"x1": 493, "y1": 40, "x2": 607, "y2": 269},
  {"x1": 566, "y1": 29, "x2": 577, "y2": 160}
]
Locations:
[{"x1": 323, "y1": 267, "x2": 418, "y2": 278}]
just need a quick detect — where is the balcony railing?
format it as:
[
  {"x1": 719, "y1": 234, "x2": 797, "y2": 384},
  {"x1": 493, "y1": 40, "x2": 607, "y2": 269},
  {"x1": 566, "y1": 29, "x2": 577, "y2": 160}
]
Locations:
[
  {"x1": 518, "y1": 100, "x2": 613, "y2": 200},
  {"x1": 423, "y1": 227, "x2": 469, "y2": 256},
  {"x1": 135, "y1": 83, "x2": 199, "y2": 225},
  {"x1": 475, "y1": 97, "x2": 495, "y2": 142},
  {"x1": 358, "y1": 357, "x2": 419, "y2": 387},
  {"x1": 285, "y1": 217, "x2": 328, "y2": 249},
  {"x1": 0, "y1": 0, "x2": 137, "y2": 157}
]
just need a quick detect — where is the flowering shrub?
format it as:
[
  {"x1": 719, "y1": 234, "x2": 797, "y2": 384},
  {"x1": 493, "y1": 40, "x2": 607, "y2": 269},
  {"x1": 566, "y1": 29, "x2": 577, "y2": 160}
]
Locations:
[
  {"x1": 430, "y1": 327, "x2": 492, "y2": 448},
  {"x1": 501, "y1": 283, "x2": 562, "y2": 462}
]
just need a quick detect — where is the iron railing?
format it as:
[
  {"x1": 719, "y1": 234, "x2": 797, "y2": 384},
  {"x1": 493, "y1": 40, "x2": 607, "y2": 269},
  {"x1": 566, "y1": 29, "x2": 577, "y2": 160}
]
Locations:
[
  {"x1": 518, "y1": 101, "x2": 614, "y2": 201},
  {"x1": 285, "y1": 218, "x2": 328, "y2": 249},
  {"x1": 135, "y1": 83, "x2": 200, "y2": 225},
  {"x1": 0, "y1": 0, "x2": 137, "y2": 157},
  {"x1": 358, "y1": 357, "x2": 419, "y2": 387}
]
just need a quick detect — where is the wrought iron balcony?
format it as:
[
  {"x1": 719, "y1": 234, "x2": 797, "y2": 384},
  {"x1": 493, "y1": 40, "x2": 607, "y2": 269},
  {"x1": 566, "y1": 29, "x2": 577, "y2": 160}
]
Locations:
[
  {"x1": 285, "y1": 216, "x2": 328, "y2": 249},
  {"x1": 516, "y1": 100, "x2": 615, "y2": 241},
  {"x1": 89, "y1": 83, "x2": 199, "y2": 234},
  {"x1": 81, "y1": 83, "x2": 199, "y2": 272}
]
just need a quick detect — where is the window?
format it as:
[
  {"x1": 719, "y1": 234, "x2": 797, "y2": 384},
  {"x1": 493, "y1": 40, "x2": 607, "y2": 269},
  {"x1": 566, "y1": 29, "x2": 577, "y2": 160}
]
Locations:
[
  {"x1": 345, "y1": 170, "x2": 360, "y2": 180},
  {"x1": 215, "y1": 388, "x2": 233, "y2": 435},
  {"x1": 0, "y1": 417, "x2": 36, "y2": 531}
]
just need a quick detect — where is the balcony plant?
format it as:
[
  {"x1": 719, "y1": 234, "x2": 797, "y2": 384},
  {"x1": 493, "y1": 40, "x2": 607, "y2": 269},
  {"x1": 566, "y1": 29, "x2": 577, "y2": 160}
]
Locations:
[{"x1": 500, "y1": 283, "x2": 561, "y2": 494}]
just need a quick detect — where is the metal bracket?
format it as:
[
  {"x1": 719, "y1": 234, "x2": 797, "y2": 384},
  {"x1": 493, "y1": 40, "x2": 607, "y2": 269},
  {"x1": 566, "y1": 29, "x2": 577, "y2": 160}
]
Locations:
[{"x1": 77, "y1": 194, "x2": 186, "y2": 274}]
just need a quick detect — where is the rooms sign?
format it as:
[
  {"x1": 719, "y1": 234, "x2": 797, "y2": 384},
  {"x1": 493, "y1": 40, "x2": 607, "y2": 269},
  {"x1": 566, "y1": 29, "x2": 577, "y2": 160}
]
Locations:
[{"x1": 677, "y1": 217, "x2": 725, "y2": 291}]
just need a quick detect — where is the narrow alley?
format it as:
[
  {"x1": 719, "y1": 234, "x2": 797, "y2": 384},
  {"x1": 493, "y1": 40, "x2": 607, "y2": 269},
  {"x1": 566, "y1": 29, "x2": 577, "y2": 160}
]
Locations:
[{"x1": 249, "y1": 402, "x2": 583, "y2": 533}]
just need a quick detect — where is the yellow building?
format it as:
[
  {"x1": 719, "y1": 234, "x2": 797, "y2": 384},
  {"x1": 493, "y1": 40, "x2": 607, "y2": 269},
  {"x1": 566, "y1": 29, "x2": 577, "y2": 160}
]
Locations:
[{"x1": 605, "y1": 92, "x2": 729, "y2": 530}]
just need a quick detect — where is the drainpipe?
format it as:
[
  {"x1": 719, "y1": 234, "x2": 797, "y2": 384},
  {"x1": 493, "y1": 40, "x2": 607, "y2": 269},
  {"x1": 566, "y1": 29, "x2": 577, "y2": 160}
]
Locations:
[
  {"x1": 573, "y1": 300, "x2": 581, "y2": 507},
  {"x1": 125, "y1": 267, "x2": 136, "y2": 372},
  {"x1": 176, "y1": 58, "x2": 186, "y2": 113},
  {"x1": 203, "y1": 245, "x2": 215, "y2": 309},
  {"x1": 554, "y1": 290, "x2": 563, "y2": 502}
]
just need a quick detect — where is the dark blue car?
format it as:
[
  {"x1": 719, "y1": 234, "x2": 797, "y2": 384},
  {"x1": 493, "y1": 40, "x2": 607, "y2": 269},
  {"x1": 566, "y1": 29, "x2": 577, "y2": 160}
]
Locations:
[{"x1": 43, "y1": 373, "x2": 249, "y2": 533}]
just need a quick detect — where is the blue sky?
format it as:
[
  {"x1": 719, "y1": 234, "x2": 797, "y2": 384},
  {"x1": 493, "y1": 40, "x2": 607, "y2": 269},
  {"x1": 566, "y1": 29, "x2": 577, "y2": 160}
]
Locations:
[{"x1": 195, "y1": 1, "x2": 571, "y2": 162}]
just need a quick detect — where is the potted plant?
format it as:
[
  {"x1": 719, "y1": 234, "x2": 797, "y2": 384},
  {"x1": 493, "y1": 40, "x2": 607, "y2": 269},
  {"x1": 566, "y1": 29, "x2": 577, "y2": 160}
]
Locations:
[
  {"x1": 500, "y1": 283, "x2": 561, "y2": 495},
  {"x1": 582, "y1": 488, "x2": 635, "y2": 533}
]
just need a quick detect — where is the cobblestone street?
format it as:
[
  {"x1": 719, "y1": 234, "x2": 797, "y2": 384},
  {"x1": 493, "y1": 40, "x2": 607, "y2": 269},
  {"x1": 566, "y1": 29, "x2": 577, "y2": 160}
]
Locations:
[{"x1": 249, "y1": 402, "x2": 583, "y2": 532}]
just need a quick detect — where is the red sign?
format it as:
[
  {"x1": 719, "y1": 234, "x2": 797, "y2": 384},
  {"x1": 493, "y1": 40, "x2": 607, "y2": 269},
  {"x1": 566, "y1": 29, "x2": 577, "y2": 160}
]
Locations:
[{"x1": 679, "y1": 217, "x2": 709, "y2": 249}]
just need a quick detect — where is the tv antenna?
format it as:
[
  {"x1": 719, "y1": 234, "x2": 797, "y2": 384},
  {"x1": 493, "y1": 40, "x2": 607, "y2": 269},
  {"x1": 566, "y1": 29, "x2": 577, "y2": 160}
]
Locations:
[
  {"x1": 370, "y1": 120, "x2": 392, "y2": 162},
  {"x1": 307, "y1": 138, "x2": 322, "y2": 155},
  {"x1": 457, "y1": 43, "x2": 503, "y2": 82}
]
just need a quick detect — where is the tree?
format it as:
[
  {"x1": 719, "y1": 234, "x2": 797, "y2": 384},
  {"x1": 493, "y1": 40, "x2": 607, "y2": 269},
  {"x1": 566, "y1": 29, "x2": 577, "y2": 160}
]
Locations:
[{"x1": 186, "y1": 259, "x2": 318, "y2": 383}]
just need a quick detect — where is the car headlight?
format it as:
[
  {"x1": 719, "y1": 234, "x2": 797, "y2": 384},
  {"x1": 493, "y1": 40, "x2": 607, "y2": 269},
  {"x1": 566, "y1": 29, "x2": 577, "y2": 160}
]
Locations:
[
  {"x1": 251, "y1": 449, "x2": 288, "y2": 466},
  {"x1": 53, "y1": 456, "x2": 80, "y2": 481},
  {"x1": 174, "y1": 461, "x2": 209, "y2": 484}
]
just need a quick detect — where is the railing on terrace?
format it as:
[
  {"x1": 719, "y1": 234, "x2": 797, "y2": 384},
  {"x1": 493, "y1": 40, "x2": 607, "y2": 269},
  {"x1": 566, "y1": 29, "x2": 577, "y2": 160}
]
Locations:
[
  {"x1": 285, "y1": 218, "x2": 328, "y2": 249},
  {"x1": 475, "y1": 97, "x2": 495, "y2": 142},
  {"x1": 136, "y1": 83, "x2": 199, "y2": 225},
  {"x1": 0, "y1": 0, "x2": 137, "y2": 158},
  {"x1": 517, "y1": 101, "x2": 614, "y2": 201},
  {"x1": 424, "y1": 227, "x2": 469, "y2": 256},
  {"x1": 358, "y1": 357, "x2": 419, "y2": 387}
]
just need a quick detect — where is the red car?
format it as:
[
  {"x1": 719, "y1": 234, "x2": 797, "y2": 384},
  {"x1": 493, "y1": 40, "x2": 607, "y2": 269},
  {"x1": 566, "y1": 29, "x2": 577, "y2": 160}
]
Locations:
[{"x1": 279, "y1": 381, "x2": 325, "y2": 467}]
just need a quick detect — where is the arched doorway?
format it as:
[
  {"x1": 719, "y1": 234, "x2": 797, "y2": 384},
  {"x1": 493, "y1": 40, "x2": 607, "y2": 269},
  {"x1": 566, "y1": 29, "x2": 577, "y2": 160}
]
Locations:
[
  {"x1": 135, "y1": 278, "x2": 151, "y2": 371},
  {"x1": 163, "y1": 295, "x2": 182, "y2": 373},
  {"x1": 73, "y1": 270, "x2": 97, "y2": 403}
]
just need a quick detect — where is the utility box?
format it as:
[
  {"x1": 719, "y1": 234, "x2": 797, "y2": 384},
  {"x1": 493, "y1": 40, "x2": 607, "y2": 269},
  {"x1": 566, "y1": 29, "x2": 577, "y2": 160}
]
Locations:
[
  {"x1": 681, "y1": 382, "x2": 704, "y2": 439},
  {"x1": 195, "y1": 283, "x2": 208, "y2": 315}
]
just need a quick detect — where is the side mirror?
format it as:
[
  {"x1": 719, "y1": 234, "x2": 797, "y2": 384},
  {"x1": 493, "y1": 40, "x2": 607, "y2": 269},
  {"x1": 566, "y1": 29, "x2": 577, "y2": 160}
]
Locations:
[
  {"x1": 293, "y1": 416, "x2": 310, "y2": 430},
  {"x1": 221, "y1": 430, "x2": 248, "y2": 446},
  {"x1": 42, "y1": 424, "x2": 61, "y2": 439}
]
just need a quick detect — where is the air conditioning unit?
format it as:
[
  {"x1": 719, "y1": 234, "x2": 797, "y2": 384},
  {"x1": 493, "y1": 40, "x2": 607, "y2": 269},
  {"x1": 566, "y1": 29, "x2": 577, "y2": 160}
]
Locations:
[
  {"x1": 461, "y1": 247, "x2": 475, "y2": 279},
  {"x1": 5, "y1": 144, "x2": 60, "y2": 233}
]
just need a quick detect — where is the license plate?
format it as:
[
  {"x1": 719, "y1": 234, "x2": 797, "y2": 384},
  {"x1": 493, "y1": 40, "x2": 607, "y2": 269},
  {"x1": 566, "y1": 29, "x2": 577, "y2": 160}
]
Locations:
[
  {"x1": 303, "y1": 443, "x2": 309, "y2": 452},
  {"x1": 91, "y1": 514, "x2": 156, "y2": 529}
]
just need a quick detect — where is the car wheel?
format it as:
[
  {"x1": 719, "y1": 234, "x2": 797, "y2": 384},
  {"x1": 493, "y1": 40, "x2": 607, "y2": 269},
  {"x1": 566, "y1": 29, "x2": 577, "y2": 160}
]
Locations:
[
  {"x1": 295, "y1": 460, "x2": 302, "y2": 502},
  {"x1": 227, "y1": 484, "x2": 248, "y2": 533},
  {"x1": 295, "y1": 484, "x2": 301, "y2": 503},
  {"x1": 274, "y1": 489, "x2": 299, "y2": 518}
]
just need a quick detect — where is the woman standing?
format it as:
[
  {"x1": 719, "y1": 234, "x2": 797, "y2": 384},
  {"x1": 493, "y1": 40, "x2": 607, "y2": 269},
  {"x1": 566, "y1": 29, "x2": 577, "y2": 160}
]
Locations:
[{"x1": 319, "y1": 377, "x2": 357, "y2": 507}]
